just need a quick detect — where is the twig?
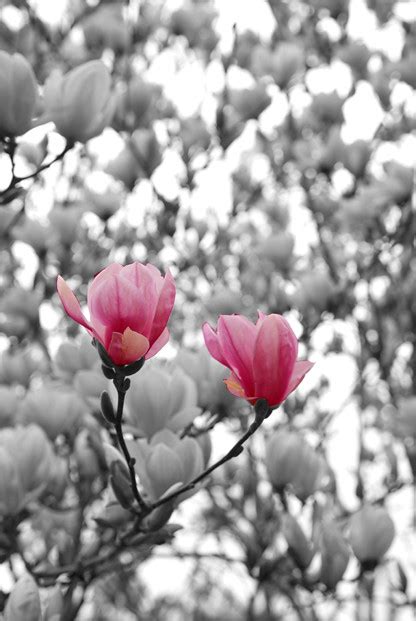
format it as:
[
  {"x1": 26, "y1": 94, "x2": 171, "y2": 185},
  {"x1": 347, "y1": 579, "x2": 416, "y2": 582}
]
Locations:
[
  {"x1": 113, "y1": 375, "x2": 148, "y2": 513},
  {"x1": 147, "y1": 400, "x2": 271, "y2": 513}
]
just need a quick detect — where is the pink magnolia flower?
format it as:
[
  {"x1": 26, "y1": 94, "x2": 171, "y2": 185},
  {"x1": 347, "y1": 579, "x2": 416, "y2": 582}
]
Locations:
[
  {"x1": 57, "y1": 263, "x2": 175, "y2": 366},
  {"x1": 203, "y1": 312, "x2": 313, "y2": 408}
]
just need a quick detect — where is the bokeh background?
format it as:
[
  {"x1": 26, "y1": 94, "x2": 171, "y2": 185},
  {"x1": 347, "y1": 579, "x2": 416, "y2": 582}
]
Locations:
[{"x1": 0, "y1": 0, "x2": 416, "y2": 619}]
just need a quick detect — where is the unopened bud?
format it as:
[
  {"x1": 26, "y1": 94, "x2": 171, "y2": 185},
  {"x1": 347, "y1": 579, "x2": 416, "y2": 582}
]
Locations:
[
  {"x1": 143, "y1": 501, "x2": 174, "y2": 531},
  {"x1": 349, "y1": 505, "x2": 395, "y2": 568},
  {"x1": 100, "y1": 391, "x2": 116, "y2": 424},
  {"x1": 110, "y1": 461, "x2": 135, "y2": 509},
  {"x1": 282, "y1": 513, "x2": 314, "y2": 570},
  {"x1": 319, "y1": 519, "x2": 350, "y2": 590}
]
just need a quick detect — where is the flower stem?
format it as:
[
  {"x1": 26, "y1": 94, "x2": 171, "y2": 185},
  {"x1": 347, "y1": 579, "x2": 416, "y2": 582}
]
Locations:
[
  {"x1": 113, "y1": 377, "x2": 148, "y2": 513},
  {"x1": 148, "y1": 400, "x2": 271, "y2": 513}
]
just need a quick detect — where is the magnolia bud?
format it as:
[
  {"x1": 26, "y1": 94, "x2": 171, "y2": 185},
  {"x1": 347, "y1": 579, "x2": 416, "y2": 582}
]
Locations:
[
  {"x1": 319, "y1": 519, "x2": 350, "y2": 590},
  {"x1": 0, "y1": 52, "x2": 38, "y2": 137},
  {"x1": 101, "y1": 391, "x2": 116, "y2": 426},
  {"x1": 349, "y1": 505, "x2": 395, "y2": 568},
  {"x1": 129, "y1": 128, "x2": 162, "y2": 177},
  {"x1": 261, "y1": 232, "x2": 294, "y2": 270},
  {"x1": 229, "y1": 84, "x2": 271, "y2": 121},
  {"x1": 41, "y1": 60, "x2": 116, "y2": 143},
  {"x1": 266, "y1": 430, "x2": 324, "y2": 501},
  {"x1": 4, "y1": 574, "x2": 41, "y2": 621},
  {"x1": 282, "y1": 513, "x2": 314, "y2": 569},
  {"x1": 74, "y1": 430, "x2": 101, "y2": 482},
  {"x1": 142, "y1": 501, "x2": 174, "y2": 531},
  {"x1": 110, "y1": 461, "x2": 135, "y2": 510}
]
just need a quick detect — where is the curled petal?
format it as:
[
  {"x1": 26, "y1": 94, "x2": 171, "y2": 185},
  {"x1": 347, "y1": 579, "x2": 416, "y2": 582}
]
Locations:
[
  {"x1": 282, "y1": 360, "x2": 314, "y2": 401},
  {"x1": 145, "y1": 327, "x2": 170, "y2": 359},
  {"x1": 224, "y1": 373, "x2": 247, "y2": 399},
  {"x1": 107, "y1": 328, "x2": 149, "y2": 366},
  {"x1": 202, "y1": 323, "x2": 227, "y2": 366},
  {"x1": 57, "y1": 276, "x2": 92, "y2": 331},
  {"x1": 149, "y1": 269, "x2": 176, "y2": 344}
]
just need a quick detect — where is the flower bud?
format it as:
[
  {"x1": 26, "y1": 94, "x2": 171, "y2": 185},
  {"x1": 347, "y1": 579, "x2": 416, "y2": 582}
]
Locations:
[
  {"x1": 84, "y1": 188, "x2": 122, "y2": 221},
  {"x1": 310, "y1": 92, "x2": 345, "y2": 126},
  {"x1": 4, "y1": 574, "x2": 41, "y2": 621},
  {"x1": 12, "y1": 217, "x2": 49, "y2": 257},
  {"x1": 176, "y1": 347, "x2": 235, "y2": 413},
  {"x1": 266, "y1": 430, "x2": 324, "y2": 501},
  {"x1": 261, "y1": 231, "x2": 294, "y2": 270},
  {"x1": 74, "y1": 430, "x2": 102, "y2": 482},
  {"x1": 0, "y1": 424, "x2": 54, "y2": 497},
  {"x1": 95, "y1": 498, "x2": 131, "y2": 528},
  {"x1": 349, "y1": 505, "x2": 395, "y2": 567},
  {"x1": 269, "y1": 42, "x2": 305, "y2": 89},
  {"x1": 229, "y1": 84, "x2": 271, "y2": 121},
  {"x1": 180, "y1": 116, "x2": 211, "y2": 157},
  {"x1": 0, "y1": 52, "x2": 38, "y2": 137},
  {"x1": 48, "y1": 204, "x2": 85, "y2": 247},
  {"x1": 125, "y1": 362, "x2": 200, "y2": 440},
  {"x1": 42, "y1": 60, "x2": 116, "y2": 143},
  {"x1": 18, "y1": 385, "x2": 84, "y2": 440},
  {"x1": 54, "y1": 336, "x2": 98, "y2": 380},
  {"x1": 0, "y1": 347, "x2": 40, "y2": 387},
  {"x1": 0, "y1": 286, "x2": 41, "y2": 325},
  {"x1": 170, "y1": 5, "x2": 218, "y2": 52},
  {"x1": 142, "y1": 501, "x2": 174, "y2": 531},
  {"x1": 82, "y1": 4, "x2": 130, "y2": 54},
  {"x1": 282, "y1": 513, "x2": 314, "y2": 569},
  {"x1": 110, "y1": 461, "x2": 136, "y2": 510},
  {"x1": 127, "y1": 429, "x2": 204, "y2": 502},
  {"x1": 106, "y1": 145, "x2": 141, "y2": 189},
  {"x1": 129, "y1": 128, "x2": 162, "y2": 177},
  {"x1": 319, "y1": 519, "x2": 350, "y2": 590}
]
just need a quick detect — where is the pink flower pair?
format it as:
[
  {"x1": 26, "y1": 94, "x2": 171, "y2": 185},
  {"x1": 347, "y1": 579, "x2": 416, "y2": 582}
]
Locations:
[{"x1": 57, "y1": 262, "x2": 313, "y2": 407}]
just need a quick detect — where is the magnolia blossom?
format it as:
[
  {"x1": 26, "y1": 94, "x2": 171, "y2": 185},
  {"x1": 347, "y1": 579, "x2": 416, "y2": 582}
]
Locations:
[
  {"x1": 57, "y1": 262, "x2": 176, "y2": 366},
  {"x1": 203, "y1": 312, "x2": 313, "y2": 408},
  {"x1": 41, "y1": 60, "x2": 115, "y2": 143},
  {"x1": 0, "y1": 51, "x2": 38, "y2": 137}
]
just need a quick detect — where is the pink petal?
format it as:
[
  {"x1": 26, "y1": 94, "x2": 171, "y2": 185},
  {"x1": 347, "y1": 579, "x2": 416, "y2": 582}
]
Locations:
[
  {"x1": 217, "y1": 315, "x2": 257, "y2": 394},
  {"x1": 281, "y1": 360, "x2": 314, "y2": 401},
  {"x1": 224, "y1": 373, "x2": 247, "y2": 399},
  {"x1": 119, "y1": 263, "x2": 159, "y2": 336},
  {"x1": 148, "y1": 269, "x2": 176, "y2": 345},
  {"x1": 107, "y1": 328, "x2": 149, "y2": 366},
  {"x1": 87, "y1": 264, "x2": 122, "y2": 313},
  {"x1": 89, "y1": 272, "x2": 150, "y2": 335},
  {"x1": 253, "y1": 314, "x2": 298, "y2": 407},
  {"x1": 145, "y1": 327, "x2": 169, "y2": 359},
  {"x1": 202, "y1": 323, "x2": 227, "y2": 366},
  {"x1": 57, "y1": 276, "x2": 92, "y2": 331}
]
